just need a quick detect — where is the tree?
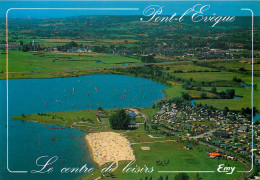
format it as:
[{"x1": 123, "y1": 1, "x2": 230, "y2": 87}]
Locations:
[
  {"x1": 97, "y1": 106, "x2": 103, "y2": 111},
  {"x1": 22, "y1": 44, "x2": 29, "y2": 52},
  {"x1": 255, "y1": 120, "x2": 259, "y2": 125},
  {"x1": 151, "y1": 124, "x2": 158, "y2": 130},
  {"x1": 141, "y1": 55, "x2": 155, "y2": 63},
  {"x1": 223, "y1": 107, "x2": 229, "y2": 116},
  {"x1": 233, "y1": 77, "x2": 242, "y2": 83},
  {"x1": 233, "y1": 137, "x2": 239, "y2": 143},
  {"x1": 239, "y1": 67, "x2": 246, "y2": 71},
  {"x1": 68, "y1": 41, "x2": 78, "y2": 48},
  {"x1": 219, "y1": 91, "x2": 226, "y2": 98},
  {"x1": 182, "y1": 92, "x2": 191, "y2": 101},
  {"x1": 196, "y1": 86, "x2": 202, "y2": 91},
  {"x1": 211, "y1": 87, "x2": 217, "y2": 93},
  {"x1": 174, "y1": 173, "x2": 189, "y2": 180},
  {"x1": 110, "y1": 45, "x2": 115, "y2": 49},
  {"x1": 226, "y1": 89, "x2": 235, "y2": 99},
  {"x1": 157, "y1": 176, "x2": 163, "y2": 180},
  {"x1": 195, "y1": 173, "x2": 201, "y2": 180},
  {"x1": 240, "y1": 108, "x2": 246, "y2": 116},
  {"x1": 170, "y1": 96, "x2": 186, "y2": 106},
  {"x1": 109, "y1": 109, "x2": 130, "y2": 130},
  {"x1": 182, "y1": 81, "x2": 192, "y2": 90},
  {"x1": 200, "y1": 92, "x2": 207, "y2": 99}
]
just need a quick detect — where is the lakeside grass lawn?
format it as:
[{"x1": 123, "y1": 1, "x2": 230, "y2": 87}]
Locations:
[
  {"x1": 12, "y1": 110, "x2": 113, "y2": 133},
  {"x1": 98, "y1": 141, "x2": 246, "y2": 180},
  {"x1": 0, "y1": 68, "x2": 119, "y2": 79},
  {"x1": 0, "y1": 50, "x2": 142, "y2": 73},
  {"x1": 163, "y1": 85, "x2": 185, "y2": 100}
]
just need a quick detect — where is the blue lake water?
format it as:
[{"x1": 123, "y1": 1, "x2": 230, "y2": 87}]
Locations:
[
  {"x1": 240, "y1": 82, "x2": 251, "y2": 88},
  {"x1": 190, "y1": 99, "x2": 198, "y2": 107},
  {"x1": 0, "y1": 74, "x2": 167, "y2": 180},
  {"x1": 253, "y1": 113, "x2": 260, "y2": 122},
  {"x1": 30, "y1": 67, "x2": 43, "y2": 69}
]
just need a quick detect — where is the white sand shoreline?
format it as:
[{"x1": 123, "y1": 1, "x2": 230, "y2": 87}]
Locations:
[{"x1": 85, "y1": 132, "x2": 135, "y2": 167}]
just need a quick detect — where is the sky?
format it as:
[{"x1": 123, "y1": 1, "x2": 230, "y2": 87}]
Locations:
[{"x1": 0, "y1": 1, "x2": 259, "y2": 18}]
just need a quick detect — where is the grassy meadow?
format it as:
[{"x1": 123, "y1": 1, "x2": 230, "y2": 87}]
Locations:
[
  {"x1": 82, "y1": 141, "x2": 246, "y2": 180},
  {"x1": 159, "y1": 61, "x2": 260, "y2": 111},
  {"x1": 12, "y1": 110, "x2": 113, "y2": 133},
  {"x1": 0, "y1": 50, "x2": 142, "y2": 73}
]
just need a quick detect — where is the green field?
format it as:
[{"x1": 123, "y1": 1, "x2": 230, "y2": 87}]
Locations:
[
  {"x1": 163, "y1": 85, "x2": 185, "y2": 100},
  {"x1": 196, "y1": 86, "x2": 260, "y2": 111},
  {"x1": 163, "y1": 62, "x2": 215, "y2": 72},
  {"x1": 206, "y1": 60, "x2": 260, "y2": 75},
  {"x1": 162, "y1": 61, "x2": 259, "y2": 110},
  {"x1": 172, "y1": 71, "x2": 257, "y2": 84},
  {"x1": 12, "y1": 110, "x2": 113, "y2": 133},
  {"x1": 0, "y1": 50, "x2": 142, "y2": 73},
  {"x1": 82, "y1": 141, "x2": 246, "y2": 180},
  {"x1": 139, "y1": 108, "x2": 160, "y2": 121},
  {"x1": 36, "y1": 38, "x2": 139, "y2": 48}
]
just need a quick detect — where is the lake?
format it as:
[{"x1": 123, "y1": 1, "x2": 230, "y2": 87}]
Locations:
[
  {"x1": 0, "y1": 74, "x2": 167, "y2": 180},
  {"x1": 240, "y1": 82, "x2": 251, "y2": 88}
]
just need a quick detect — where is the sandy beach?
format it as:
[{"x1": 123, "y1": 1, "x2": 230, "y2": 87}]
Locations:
[{"x1": 85, "y1": 132, "x2": 135, "y2": 166}]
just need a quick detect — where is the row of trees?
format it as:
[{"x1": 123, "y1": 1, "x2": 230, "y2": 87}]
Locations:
[
  {"x1": 109, "y1": 109, "x2": 131, "y2": 130},
  {"x1": 141, "y1": 55, "x2": 156, "y2": 63},
  {"x1": 19, "y1": 41, "x2": 43, "y2": 52}
]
